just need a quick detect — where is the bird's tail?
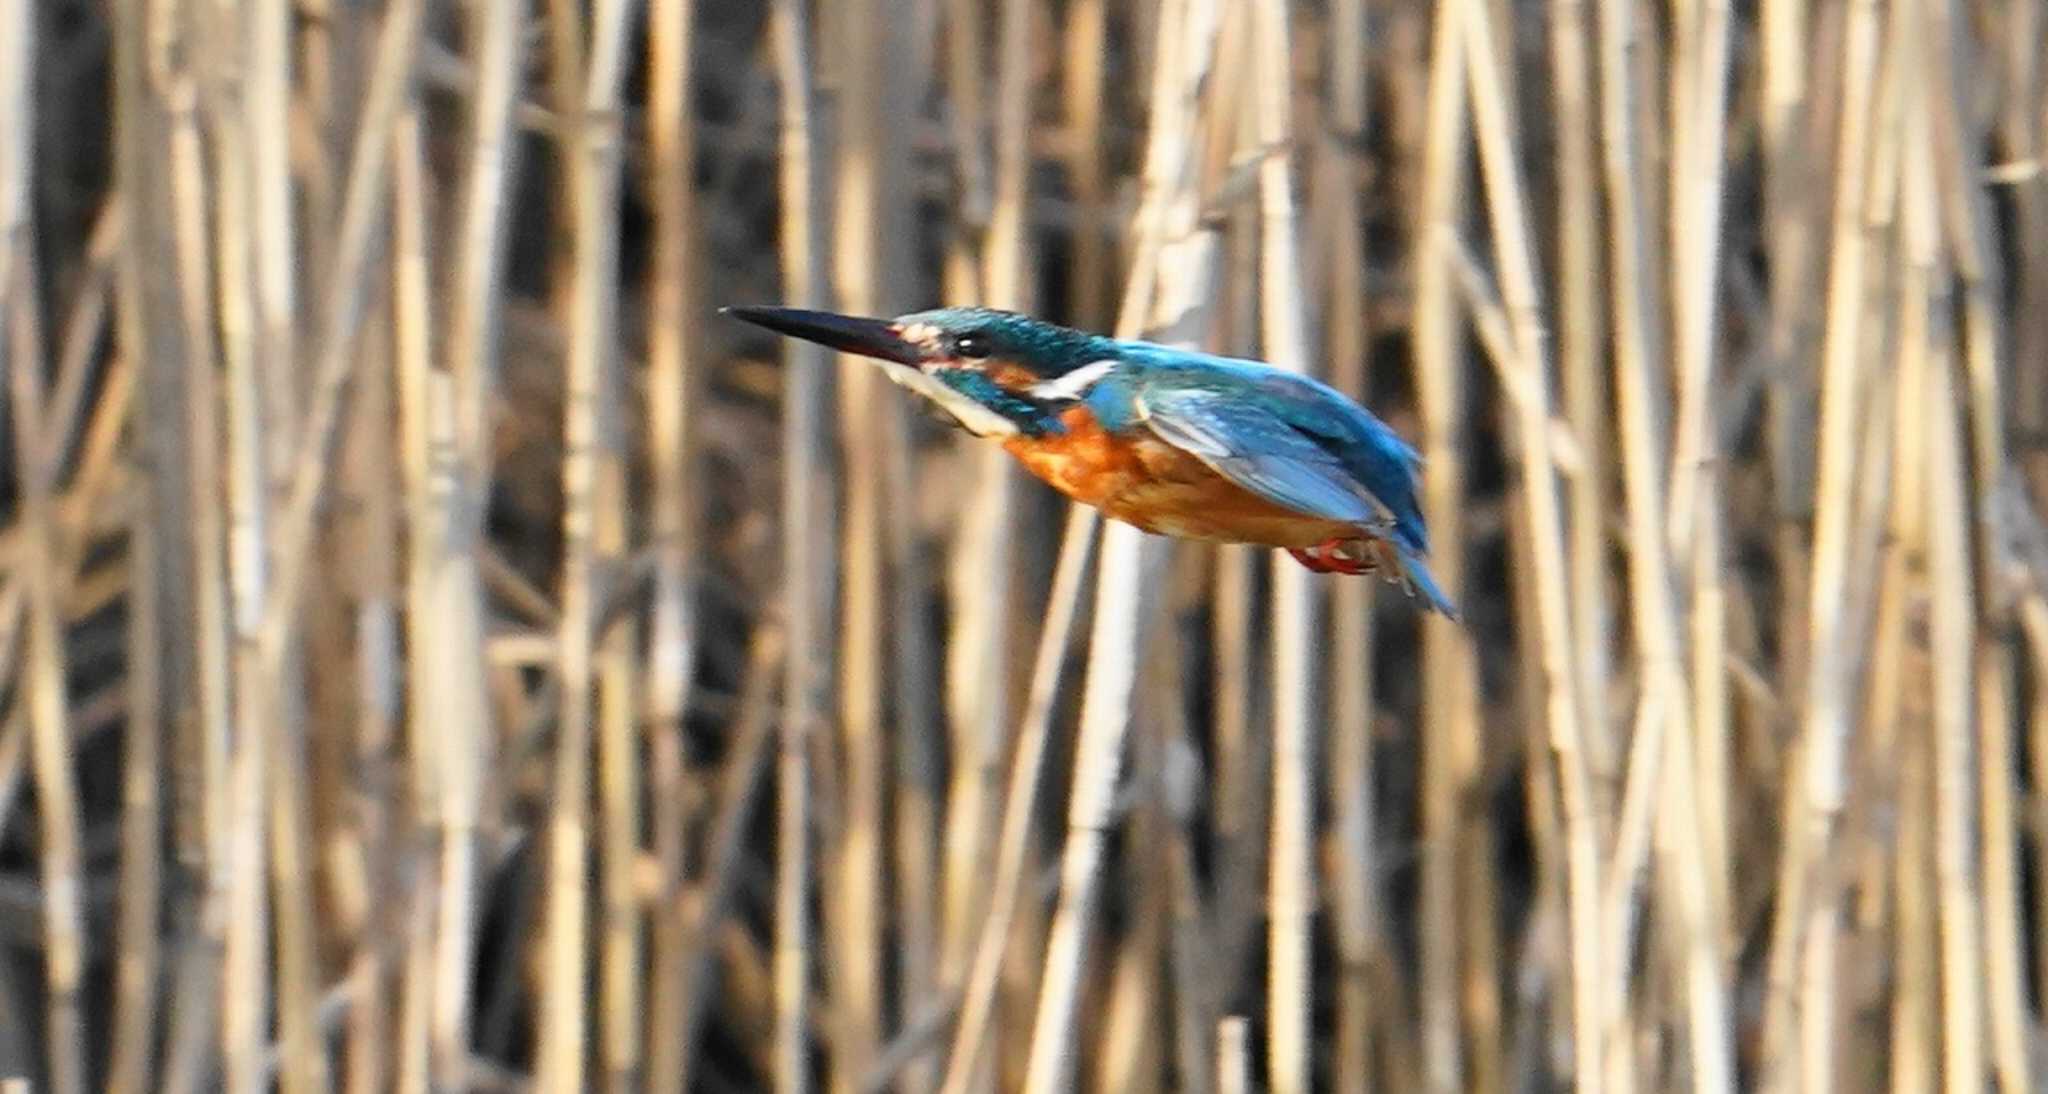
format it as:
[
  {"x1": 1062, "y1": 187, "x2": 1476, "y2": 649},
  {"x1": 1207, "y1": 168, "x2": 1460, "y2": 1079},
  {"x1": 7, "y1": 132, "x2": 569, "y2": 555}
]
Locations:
[{"x1": 1394, "y1": 545, "x2": 1461, "y2": 621}]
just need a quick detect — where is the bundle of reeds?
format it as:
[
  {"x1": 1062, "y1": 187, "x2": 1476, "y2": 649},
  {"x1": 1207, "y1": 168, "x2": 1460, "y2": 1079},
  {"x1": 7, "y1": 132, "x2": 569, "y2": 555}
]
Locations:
[{"x1": 0, "y1": 0, "x2": 2044, "y2": 1090}]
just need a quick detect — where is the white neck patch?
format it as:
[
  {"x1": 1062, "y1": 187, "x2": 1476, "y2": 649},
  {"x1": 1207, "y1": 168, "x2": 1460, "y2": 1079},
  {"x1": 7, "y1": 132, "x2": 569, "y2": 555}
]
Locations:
[{"x1": 1027, "y1": 358, "x2": 1119, "y2": 402}]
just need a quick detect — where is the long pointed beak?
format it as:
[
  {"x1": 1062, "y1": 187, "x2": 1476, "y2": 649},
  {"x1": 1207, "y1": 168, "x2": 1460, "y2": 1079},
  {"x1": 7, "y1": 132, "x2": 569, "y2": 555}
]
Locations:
[{"x1": 723, "y1": 305, "x2": 923, "y2": 366}]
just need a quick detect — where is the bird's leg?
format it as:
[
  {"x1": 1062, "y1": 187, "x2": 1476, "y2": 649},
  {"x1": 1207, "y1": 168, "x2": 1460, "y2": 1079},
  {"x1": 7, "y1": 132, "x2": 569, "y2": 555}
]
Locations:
[
  {"x1": 1287, "y1": 538, "x2": 1378, "y2": 576},
  {"x1": 1287, "y1": 546, "x2": 1338, "y2": 572}
]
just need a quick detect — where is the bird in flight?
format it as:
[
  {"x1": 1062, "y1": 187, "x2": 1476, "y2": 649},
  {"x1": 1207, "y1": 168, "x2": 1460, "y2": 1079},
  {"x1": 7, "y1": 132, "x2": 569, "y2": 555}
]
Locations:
[{"x1": 728, "y1": 304, "x2": 1457, "y2": 619}]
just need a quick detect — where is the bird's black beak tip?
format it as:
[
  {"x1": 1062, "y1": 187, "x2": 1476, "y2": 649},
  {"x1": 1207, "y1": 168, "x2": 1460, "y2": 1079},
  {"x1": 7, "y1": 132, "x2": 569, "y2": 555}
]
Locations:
[
  {"x1": 720, "y1": 304, "x2": 778, "y2": 325},
  {"x1": 721, "y1": 304, "x2": 922, "y2": 366}
]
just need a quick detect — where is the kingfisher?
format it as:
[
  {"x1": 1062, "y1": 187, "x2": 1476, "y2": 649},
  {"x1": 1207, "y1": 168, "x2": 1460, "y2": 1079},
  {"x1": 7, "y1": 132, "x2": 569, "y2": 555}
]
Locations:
[{"x1": 726, "y1": 304, "x2": 1458, "y2": 618}]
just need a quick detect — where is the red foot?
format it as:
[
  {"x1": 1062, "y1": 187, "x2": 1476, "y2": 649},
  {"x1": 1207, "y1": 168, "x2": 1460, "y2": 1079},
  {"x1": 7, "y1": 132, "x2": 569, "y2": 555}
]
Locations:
[{"x1": 1286, "y1": 537, "x2": 1379, "y2": 575}]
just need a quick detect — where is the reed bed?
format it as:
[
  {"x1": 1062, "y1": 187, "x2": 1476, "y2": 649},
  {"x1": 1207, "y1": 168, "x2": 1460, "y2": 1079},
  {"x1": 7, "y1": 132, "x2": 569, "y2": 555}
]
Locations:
[{"x1": 5, "y1": 0, "x2": 2048, "y2": 1089}]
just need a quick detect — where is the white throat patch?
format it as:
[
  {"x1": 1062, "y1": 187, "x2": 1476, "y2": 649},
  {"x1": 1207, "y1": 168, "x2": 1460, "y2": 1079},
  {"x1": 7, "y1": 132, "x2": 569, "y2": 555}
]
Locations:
[
  {"x1": 1027, "y1": 358, "x2": 1119, "y2": 402},
  {"x1": 872, "y1": 362, "x2": 1021, "y2": 438}
]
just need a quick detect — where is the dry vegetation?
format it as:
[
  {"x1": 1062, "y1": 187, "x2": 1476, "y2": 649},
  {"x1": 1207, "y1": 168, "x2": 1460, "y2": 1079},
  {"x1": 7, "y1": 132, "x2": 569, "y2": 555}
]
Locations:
[{"x1": 3, "y1": 0, "x2": 2048, "y2": 1090}]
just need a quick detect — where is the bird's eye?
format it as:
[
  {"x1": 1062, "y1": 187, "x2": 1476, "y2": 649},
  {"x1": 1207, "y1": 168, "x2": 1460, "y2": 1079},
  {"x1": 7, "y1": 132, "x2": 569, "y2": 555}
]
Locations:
[{"x1": 951, "y1": 332, "x2": 993, "y2": 359}]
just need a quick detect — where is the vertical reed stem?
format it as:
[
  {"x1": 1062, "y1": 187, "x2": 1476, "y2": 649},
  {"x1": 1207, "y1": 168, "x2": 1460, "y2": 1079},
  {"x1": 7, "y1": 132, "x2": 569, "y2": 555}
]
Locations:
[
  {"x1": 771, "y1": 1, "x2": 831, "y2": 1088},
  {"x1": 1454, "y1": 2, "x2": 1600, "y2": 1090},
  {"x1": 646, "y1": 0, "x2": 700, "y2": 1088},
  {"x1": 1248, "y1": 3, "x2": 1319, "y2": 1090}
]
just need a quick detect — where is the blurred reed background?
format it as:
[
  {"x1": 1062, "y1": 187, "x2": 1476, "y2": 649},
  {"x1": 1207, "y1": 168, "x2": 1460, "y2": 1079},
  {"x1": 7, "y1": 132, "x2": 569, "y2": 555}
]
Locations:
[{"x1": 2, "y1": 0, "x2": 2047, "y2": 1090}]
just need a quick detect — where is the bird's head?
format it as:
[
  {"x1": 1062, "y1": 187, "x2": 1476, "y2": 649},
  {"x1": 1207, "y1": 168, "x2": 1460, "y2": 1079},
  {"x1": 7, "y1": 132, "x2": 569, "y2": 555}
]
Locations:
[{"x1": 725, "y1": 304, "x2": 1119, "y2": 437}]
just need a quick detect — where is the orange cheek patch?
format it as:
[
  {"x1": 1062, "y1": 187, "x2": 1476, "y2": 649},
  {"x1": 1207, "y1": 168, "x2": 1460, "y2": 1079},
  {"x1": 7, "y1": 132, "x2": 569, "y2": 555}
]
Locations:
[{"x1": 985, "y1": 361, "x2": 1039, "y2": 391}]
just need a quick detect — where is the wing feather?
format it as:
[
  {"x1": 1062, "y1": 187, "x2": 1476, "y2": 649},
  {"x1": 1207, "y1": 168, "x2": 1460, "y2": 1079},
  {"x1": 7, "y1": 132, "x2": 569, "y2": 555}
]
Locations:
[{"x1": 1134, "y1": 385, "x2": 1388, "y2": 526}]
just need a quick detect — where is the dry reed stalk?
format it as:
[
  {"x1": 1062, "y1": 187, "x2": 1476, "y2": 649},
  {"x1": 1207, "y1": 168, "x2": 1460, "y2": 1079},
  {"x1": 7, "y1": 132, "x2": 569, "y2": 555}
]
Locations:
[
  {"x1": 171, "y1": 61, "x2": 417, "y2": 1075},
  {"x1": 204, "y1": 2, "x2": 282, "y2": 1083},
  {"x1": 939, "y1": 504, "x2": 1099, "y2": 1093},
  {"x1": 1547, "y1": 0, "x2": 1614, "y2": 808},
  {"x1": 1923, "y1": 328, "x2": 1987, "y2": 1094},
  {"x1": 1210, "y1": 565, "x2": 1255, "y2": 936},
  {"x1": 2021, "y1": 599, "x2": 2048, "y2": 1085},
  {"x1": 1444, "y1": 205, "x2": 1505, "y2": 1094},
  {"x1": 41, "y1": 210, "x2": 123, "y2": 484},
  {"x1": 239, "y1": 0, "x2": 415, "y2": 681},
  {"x1": 1669, "y1": 0, "x2": 1736, "y2": 939},
  {"x1": 1970, "y1": 638, "x2": 2026, "y2": 1091},
  {"x1": 1855, "y1": 265, "x2": 1917, "y2": 1093},
  {"x1": 645, "y1": 0, "x2": 700, "y2": 1090},
  {"x1": 1899, "y1": 69, "x2": 1987, "y2": 1080},
  {"x1": 866, "y1": 6, "x2": 943, "y2": 1081},
  {"x1": 598, "y1": 631, "x2": 644, "y2": 1090},
  {"x1": 0, "y1": 713, "x2": 19, "y2": 853},
  {"x1": 3, "y1": 76, "x2": 87, "y2": 1094},
  {"x1": 250, "y1": 0, "x2": 297, "y2": 446},
  {"x1": 543, "y1": 0, "x2": 585, "y2": 302},
  {"x1": 1999, "y1": 0, "x2": 2048, "y2": 429},
  {"x1": 1246, "y1": 2, "x2": 1319, "y2": 1090},
  {"x1": 156, "y1": 4, "x2": 241, "y2": 1081},
  {"x1": 928, "y1": 84, "x2": 994, "y2": 1007},
  {"x1": 341, "y1": 270, "x2": 401, "y2": 1094},
  {"x1": 1921, "y1": 3, "x2": 2033, "y2": 1084},
  {"x1": 389, "y1": 100, "x2": 459, "y2": 1094},
  {"x1": 109, "y1": 15, "x2": 176, "y2": 1091},
  {"x1": 426, "y1": 1, "x2": 525, "y2": 1082},
  {"x1": 1454, "y1": 3, "x2": 1608, "y2": 1093},
  {"x1": 883, "y1": 400, "x2": 944, "y2": 1088},
  {"x1": 1838, "y1": 122, "x2": 1910, "y2": 1088},
  {"x1": 1326, "y1": 622, "x2": 1378, "y2": 1083},
  {"x1": 242, "y1": 0, "x2": 328, "y2": 1082},
  {"x1": 397, "y1": 870, "x2": 437, "y2": 1094},
  {"x1": 1586, "y1": 0, "x2": 1734, "y2": 1081},
  {"x1": 108, "y1": 393, "x2": 162, "y2": 1094},
  {"x1": 1206, "y1": 159, "x2": 1265, "y2": 1013},
  {"x1": 1407, "y1": 2, "x2": 1480, "y2": 1085},
  {"x1": 535, "y1": 2, "x2": 640, "y2": 1089},
  {"x1": 1317, "y1": 0, "x2": 1379, "y2": 1084},
  {"x1": 936, "y1": 0, "x2": 1022, "y2": 1061},
  {"x1": 673, "y1": 626, "x2": 785, "y2": 1091},
  {"x1": 594, "y1": 362, "x2": 643, "y2": 1081},
  {"x1": 985, "y1": 0, "x2": 1034, "y2": 320},
  {"x1": 1064, "y1": 0, "x2": 1110, "y2": 332},
  {"x1": 828, "y1": 0, "x2": 896, "y2": 1084},
  {"x1": 1591, "y1": 687, "x2": 1659, "y2": 1081},
  {"x1": 1760, "y1": 0, "x2": 1819, "y2": 800},
  {"x1": 941, "y1": 0, "x2": 994, "y2": 233},
  {"x1": 883, "y1": 392, "x2": 943, "y2": 1094},
  {"x1": 1891, "y1": 694, "x2": 1937, "y2": 1094},
  {"x1": 391, "y1": 79, "x2": 440, "y2": 823},
  {"x1": 293, "y1": 0, "x2": 344, "y2": 289},
  {"x1": 1152, "y1": 627, "x2": 1216, "y2": 1094},
  {"x1": 1966, "y1": 353, "x2": 2038, "y2": 1078},
  {"x1": 1020, "y1": 0, "x2": 1220, "y2": 1085},
  {"x1": 1758, "y1": 0, "x2": 1881, "y2": 1084},
  {"x1": 1097, "y1": 770, "x2": 1167, "y2": 1094},
  {"x1": 1216, "y1": 1018, "x2": 1250, "y2": 1094},
  {"x1": 958, "y1": 25, "x2": 1036, "y2": 972},
  {"x1": 770, "y1": 0, "x2": 832, "y2": 1088}
]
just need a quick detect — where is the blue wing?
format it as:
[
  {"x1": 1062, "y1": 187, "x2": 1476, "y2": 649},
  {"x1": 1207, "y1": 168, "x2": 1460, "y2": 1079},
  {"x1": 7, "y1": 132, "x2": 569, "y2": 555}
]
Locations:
[
  {"x1": 1126, "y1": 370, "x2": 1459, "y2": 618},
  {"x1": 1132, "y1": 385, "x2": 1389, "y2": 526},
  {"x1": 1110, "y1": 347, "x2": 1430, "y2": 550}
]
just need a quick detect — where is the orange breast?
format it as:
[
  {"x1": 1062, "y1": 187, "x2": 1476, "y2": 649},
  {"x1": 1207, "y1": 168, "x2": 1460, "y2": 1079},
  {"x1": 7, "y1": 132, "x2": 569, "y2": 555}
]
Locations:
[{"x1": 1001, "y1": 406, "x2": 1356, "y2": 549}]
